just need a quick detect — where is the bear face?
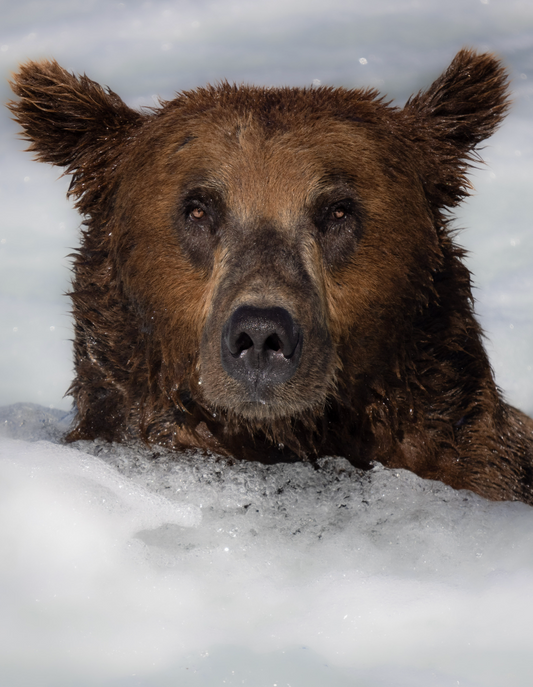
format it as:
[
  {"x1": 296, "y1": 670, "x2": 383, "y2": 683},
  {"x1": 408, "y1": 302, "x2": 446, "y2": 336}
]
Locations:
[
  {"x1": 115, "y1": 100, "x2": 436, "y2": 426},
  {"x1": 8, "y1": 50, "x2": 533, "y2": 503}
]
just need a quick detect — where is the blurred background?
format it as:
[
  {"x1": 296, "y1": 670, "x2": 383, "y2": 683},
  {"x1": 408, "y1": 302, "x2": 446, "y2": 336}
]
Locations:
[{"x1": 1, "y1": 0, "x2": 532, "y2": 413}]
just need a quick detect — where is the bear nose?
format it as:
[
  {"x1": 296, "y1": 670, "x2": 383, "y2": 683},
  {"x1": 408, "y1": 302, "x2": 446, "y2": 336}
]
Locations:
[{"x1": 221, "y1": 305, "x2": 303, "y2": 392}]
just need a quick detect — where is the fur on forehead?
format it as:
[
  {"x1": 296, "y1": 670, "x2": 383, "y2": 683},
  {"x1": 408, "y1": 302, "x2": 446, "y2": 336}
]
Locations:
[{"x1": 156, "y1": 80, "x2": 385, "y2": 126}]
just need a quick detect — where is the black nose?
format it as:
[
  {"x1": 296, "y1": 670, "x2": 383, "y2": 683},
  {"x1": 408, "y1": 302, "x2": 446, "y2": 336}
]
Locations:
[{"x1": 221, "y1": 305, "x2": 303, "y2": 394}]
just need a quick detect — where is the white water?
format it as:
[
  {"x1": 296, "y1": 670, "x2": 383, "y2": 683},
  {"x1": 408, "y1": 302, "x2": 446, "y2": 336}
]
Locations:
[
  {"x1": 2, "y1": 403, "x2": 533, "y2": 687},
  {"x1": 1, "y1": 1, "x2": 533, "y2": 685}
]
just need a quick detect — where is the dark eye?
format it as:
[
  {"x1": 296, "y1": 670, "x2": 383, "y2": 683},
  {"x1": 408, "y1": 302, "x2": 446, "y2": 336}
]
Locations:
[
  {"x1": 331, "y1": 206, "x2": 347, "y2": 221},
  {"x1": 189, "y1": 206, "x2": 205, "y2": 220},
  {"x1": 186, "y1": 203, "x2": 209, "y2": 223},
  {"x1": 176, "y1": 189, "x2": 224, "y2": 270},
  {"x1": 314, "y1": 195, "x2": 363, "y2": 269},
  {"x1": 315, "y1": 198, "x2": 357, "y2": 232}
]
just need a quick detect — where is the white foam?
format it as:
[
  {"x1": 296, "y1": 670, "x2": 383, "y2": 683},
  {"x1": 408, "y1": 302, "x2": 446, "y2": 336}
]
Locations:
[{"x1": 1, "y1": 406, "x2": 533, "y2": 686}]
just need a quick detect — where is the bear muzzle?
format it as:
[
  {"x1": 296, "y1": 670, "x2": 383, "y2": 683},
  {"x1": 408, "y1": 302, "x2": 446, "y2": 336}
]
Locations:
[{"x1": 221, "y1": 305, "x2": 303, "y2": 400}]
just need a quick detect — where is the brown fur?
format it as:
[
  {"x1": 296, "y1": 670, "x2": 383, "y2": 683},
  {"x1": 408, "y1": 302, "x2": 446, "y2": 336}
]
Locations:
[{"x1": 8, "y1": 50, "x2": 533, "y2": 503}]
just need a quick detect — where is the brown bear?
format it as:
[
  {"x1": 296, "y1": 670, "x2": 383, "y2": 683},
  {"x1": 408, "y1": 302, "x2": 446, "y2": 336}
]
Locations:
[{"x1": 8, "y1": 49, "x2": 533, "y2": 503}]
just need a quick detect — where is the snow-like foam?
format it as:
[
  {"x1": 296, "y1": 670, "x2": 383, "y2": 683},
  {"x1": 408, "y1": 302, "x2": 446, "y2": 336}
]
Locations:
[{"x1": 2, "y1": 404, "x2": 533, "y2": 686}]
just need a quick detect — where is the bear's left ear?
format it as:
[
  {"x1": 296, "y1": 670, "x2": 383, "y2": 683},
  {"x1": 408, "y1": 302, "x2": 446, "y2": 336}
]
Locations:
[
  {"x1": 8, "y1": 60, "x2": 143, "y2": 204},
  {"x1": 402, "y1": 49, "x2": 510, "y2": 208}
]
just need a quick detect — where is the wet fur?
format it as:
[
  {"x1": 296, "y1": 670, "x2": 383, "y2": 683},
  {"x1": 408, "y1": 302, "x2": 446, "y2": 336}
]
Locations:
[{"x1": 8, "y1": 50, "x2": 533, "y2": 503}]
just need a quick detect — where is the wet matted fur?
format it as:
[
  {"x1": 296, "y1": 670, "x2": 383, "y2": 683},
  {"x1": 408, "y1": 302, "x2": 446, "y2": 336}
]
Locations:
[{"x1": 8, "y1": 49, "x2": 533, "y2": 503}]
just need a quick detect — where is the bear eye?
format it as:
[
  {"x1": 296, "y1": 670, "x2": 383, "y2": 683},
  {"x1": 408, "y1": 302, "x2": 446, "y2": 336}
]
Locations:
[
  {"x1": 331, "y1": 206, "x2": 347, "y2": 221},
  {"x1": 174, "y1": 187, "x2": 226, "y2": 269},
  {"x1": 315, "y1": 197, "x2": 356, "y2": 231},
  {"x1": 313, "y1": 195, "x2": 363, "y2": 270},
  {"x1": 189, "y1": 206, "x2": 205, "y2": 220}
]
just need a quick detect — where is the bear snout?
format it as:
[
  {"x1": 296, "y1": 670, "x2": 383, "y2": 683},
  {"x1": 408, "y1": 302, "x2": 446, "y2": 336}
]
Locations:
[{"x1": 221, "y1": 305, "x2": 303, "y2": 398}]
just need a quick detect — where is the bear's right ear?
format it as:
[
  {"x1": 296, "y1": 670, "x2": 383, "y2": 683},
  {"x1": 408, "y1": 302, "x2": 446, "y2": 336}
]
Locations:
[
  {"x1": 8, "y1": 60, "x2": 143, "y2": 201},
  {"x1": 402, "y1": 49, "x2": 510, "y2": 209}
]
